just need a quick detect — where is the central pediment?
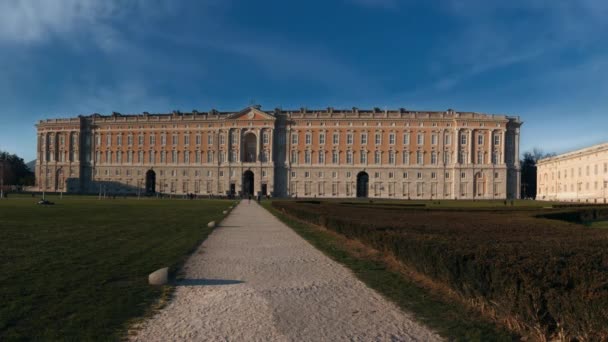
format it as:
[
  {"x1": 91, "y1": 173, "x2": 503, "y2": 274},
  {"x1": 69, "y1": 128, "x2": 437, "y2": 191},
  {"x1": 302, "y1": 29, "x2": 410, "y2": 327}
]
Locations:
[{"x1": 226, "y1": 107, "x2": 276, "y2": 121}]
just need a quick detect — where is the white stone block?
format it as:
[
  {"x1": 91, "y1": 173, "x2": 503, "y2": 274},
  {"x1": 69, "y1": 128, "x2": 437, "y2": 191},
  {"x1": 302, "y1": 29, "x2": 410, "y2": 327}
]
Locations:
[
  {"x1": 208, "y1": 221, "x2": 216, "y2": 228},
  {"x1": 148, "y1": 267, "x2": 168, "y2": 285}
]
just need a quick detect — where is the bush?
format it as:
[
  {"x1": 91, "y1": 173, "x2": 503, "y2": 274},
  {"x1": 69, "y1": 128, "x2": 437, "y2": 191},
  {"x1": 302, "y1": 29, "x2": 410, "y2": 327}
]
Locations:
[{"x1": 272, "y1": 201, "x2": 608, "y2": 341}]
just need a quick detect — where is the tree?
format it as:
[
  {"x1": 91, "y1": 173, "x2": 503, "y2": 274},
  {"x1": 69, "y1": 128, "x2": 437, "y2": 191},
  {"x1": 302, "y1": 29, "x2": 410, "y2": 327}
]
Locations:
[
  {"x1": 520, "y1": 149, "x2": 555, "y2": 199},
  {"x1": 0, "y1": 151, "x2": 35, "y2": 187}
]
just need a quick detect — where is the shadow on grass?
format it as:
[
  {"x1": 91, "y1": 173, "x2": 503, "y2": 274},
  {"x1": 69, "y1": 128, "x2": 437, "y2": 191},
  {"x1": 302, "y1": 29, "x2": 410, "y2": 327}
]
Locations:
[{"x1": 174, "y1": 279, "x2": 245, "y2": 286}]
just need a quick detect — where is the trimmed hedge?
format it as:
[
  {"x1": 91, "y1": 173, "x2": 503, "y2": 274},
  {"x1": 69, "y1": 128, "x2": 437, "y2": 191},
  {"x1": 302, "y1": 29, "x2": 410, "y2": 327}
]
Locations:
[{"x1": 273, "y1": 201, "x2": 608, "y2": 341}]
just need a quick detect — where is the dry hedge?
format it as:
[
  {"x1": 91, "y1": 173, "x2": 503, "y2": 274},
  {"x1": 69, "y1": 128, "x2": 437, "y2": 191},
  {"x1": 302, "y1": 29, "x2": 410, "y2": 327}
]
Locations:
[{"x1": 273, "y1": 201, "x2": 608, "y2": 341}]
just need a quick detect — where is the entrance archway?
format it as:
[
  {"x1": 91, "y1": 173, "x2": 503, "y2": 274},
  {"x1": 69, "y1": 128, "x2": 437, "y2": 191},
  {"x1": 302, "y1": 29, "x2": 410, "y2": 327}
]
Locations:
[
  {"x1": 356, "y1": 171, "x2": 369, "y2": 198},
  {"x1": 243, "y1": 133, "x2": 257, "y2": 162},
  {"x1": 243, "y1": 170, "x2": 254, "y2": 196},
  {"x1": 145, "y1": 170, "x2": 156, "y2": 194}
]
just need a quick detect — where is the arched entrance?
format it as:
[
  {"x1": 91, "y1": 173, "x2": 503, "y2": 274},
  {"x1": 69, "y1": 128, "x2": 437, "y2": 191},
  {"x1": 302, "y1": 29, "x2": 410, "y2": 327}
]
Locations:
[
  {"x1": 356, "y1": 171, "x2": 369, "y2": 198},
  {"x1": 243, "y1": 133, "x2": 257, "y2": 162},
  {"x1": 243, "y1": 170, "x2": 254, "y2": 196},
  {"x1": 145, "y1": 170, "x2": 156, "y2": 194}
]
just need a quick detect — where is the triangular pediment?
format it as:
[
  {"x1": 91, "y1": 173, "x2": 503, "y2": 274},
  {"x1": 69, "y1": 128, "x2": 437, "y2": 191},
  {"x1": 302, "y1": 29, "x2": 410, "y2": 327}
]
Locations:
[{"x1": 226, "y1": 107, "x2": 276, "y2": 121}]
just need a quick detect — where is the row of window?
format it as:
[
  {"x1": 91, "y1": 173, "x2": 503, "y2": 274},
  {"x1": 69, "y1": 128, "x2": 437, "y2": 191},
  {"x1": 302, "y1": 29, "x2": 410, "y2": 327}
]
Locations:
[
  {"x1": 290, "y1": 150, "x2": 502, "y2": 165},
  {"x1": 93, "y1": 150, "x2": 272, "y2": 164},
  {"x1": 290, "y1": 170, "x2": 501, "y2": 180},
  {"x1": 539, "y1": 181, "x2": 608, "y2": 194},
  {"x1": 544, "y1": 163, "x2": 608, "y2": 181},
  {"x1": 292, "y1": 132, "x2": 502, "y2": 146},
  {"x1": 92, "y1": 131, "x2": 271, "y2": 147},
  {"x1": 291, "y1": 182, "x2": 502, "y2": 197},
  {"x1": 93, "y1": 168, "x2": 270, "y2": 178}
]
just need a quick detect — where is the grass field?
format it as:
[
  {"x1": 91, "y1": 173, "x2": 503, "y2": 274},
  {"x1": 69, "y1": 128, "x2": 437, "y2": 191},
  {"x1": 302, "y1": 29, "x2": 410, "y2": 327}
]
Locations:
[
  {"x1": 269, "y1": 200, "x2": 608, "y2": 341},
  {"x1": 0, "y1": 195, "x2": 232, "y2": 341}
]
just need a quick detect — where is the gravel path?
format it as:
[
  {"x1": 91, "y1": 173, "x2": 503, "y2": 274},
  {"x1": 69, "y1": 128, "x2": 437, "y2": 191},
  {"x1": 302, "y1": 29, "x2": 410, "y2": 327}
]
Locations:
[{"x1": 131, "y1": 201, "x2": 441, "y2": 341}]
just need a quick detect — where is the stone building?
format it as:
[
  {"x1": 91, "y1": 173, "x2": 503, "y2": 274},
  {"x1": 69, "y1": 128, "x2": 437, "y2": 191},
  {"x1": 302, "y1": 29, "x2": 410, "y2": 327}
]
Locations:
[
  {"x1": 35, "y1": 106, "x2": 522, "y2": 199},
  {"x1": 537, "y1": 142, "x2": 608, "y2": 203}
]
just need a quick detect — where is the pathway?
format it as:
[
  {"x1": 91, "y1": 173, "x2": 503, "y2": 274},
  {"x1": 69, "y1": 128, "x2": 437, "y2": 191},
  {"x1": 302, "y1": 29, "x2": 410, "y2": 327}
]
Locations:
[{"x1": 131, "y1": 201, "x2": 441, "y2": 341}]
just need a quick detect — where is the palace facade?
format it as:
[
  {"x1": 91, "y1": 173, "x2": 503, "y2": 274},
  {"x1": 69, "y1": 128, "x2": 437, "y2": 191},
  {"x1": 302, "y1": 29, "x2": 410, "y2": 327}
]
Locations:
[
  {"x1": 537, "y1": 142, "x2": 608, "y2": 203},
  {"x1": 36, "y1": 106, "x2": 522, "y2": 199}
]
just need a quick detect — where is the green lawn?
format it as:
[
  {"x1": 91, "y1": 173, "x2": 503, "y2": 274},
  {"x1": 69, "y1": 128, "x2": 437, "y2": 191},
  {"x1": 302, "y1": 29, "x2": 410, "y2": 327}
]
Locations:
[{"x1": 0, "y1": 195, "x2": 232, "y2": 341}]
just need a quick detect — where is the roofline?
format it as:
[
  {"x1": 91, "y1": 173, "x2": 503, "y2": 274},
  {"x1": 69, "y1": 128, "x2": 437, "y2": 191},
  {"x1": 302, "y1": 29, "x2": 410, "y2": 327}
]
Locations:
[{"x1": 538, "y1": 142, "x2": 608, "y2": 164}]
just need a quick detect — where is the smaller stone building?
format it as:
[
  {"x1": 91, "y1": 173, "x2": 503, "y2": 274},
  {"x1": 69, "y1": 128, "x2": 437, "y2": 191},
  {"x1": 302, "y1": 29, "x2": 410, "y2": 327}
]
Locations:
[{"x1": 537, "y1": 142, "x2": 608, "y2": 203}]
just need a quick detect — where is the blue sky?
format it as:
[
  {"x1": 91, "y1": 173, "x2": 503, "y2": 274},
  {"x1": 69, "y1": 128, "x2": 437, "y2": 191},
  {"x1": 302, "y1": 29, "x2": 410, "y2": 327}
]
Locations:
[{"x1": 1, "y1": 0, "x2": 607, "y2": 162}]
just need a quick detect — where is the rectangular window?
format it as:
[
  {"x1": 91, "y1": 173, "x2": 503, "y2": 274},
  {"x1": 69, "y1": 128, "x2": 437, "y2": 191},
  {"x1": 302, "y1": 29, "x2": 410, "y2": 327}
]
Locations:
[
  {"x1": 292, "y1": 133, "x2": 299, "y2": 145},
  {"x1": 375, "y1": 133, "x2": 381, "y2": 145},
  {"x1": 417, "y1": 151, "x2": 423, "y2": 165},
  {"x1": 263, "y1": 132, "x2": 269, "y2": 144},
  {"x1": 195, "y1": 151, "x2": 201, "y2": 163},
  {"x1": 172, "y1": 150, "x2": 177, "y2": 163},
  {"x1": 184, "y1": 135, "x2": 190, "y2": 145},
  {"x1": 196, "y1": 134, "x2": 201, "y2": 145},
  {"x1": 346, "y1": 150, "x2": 353, "y2": 164},
  {"x1": 494, "y1": 134, "x2": 500, "y2": 145},
  {"x1": 160, "y1": 151, "x2": 166, "y2": 163},
  {"x1": 127, "y1": 135, "x2": 133, "y2": 146},
  {"x1": 361, "y1": 133, "x2": 367, "y2": 145},
  {"x1": 444, "y1": 134, "x2": 451, "y2": 145},
  {"x1": 149, "y1": 150, "x2": 154, "y2": 163},
  {"x1": 477, "y1": 151, "x2": 484, "y2": 164},
  {"x1": 431, "y1": 134, "x2": 437, "y2": 145},
  {"x1": 403, "y1": 133, "x2": 410, "y2": 145},
  {"x1": 461, "y1": 133, "x2": 467, "y2": 145},
  {"x1": 185, "y1": 151, "x2": 190, "y2": 164},
  {"x1": 305, "y1": 133, "x2": 311, "y2": 145},
  {"x1": 444, "y1": 152, "x2": 451, "y2": 164},
  {"x1": 431, "y1": 152, "x2": 437, "y2": 165},
  {"x1": 150, "y1": 135, "x2": 155, "y2": 145},
  {"x1": 208, "y1": 134, "x2": 213, "y2": 145},
  {"x1": 161, "y1": 134, "x2": 167, "y2": 146},
  {"x1": 117, "y1": 135, "x2": 122, "y2": 146},
  {"x1": 332, "y1": 150, "x2": 338, "y2": 164},
  {"x1": 478, "y1": 135, "x2": 483, "y2": 145},
  {"x1": 389, "y1": 151, "x2": 395, "y2": 164},
  {"x1": 291, "y1": 150, "x2": 298, "y2": 164},
  {"x1": 318, "y1": 151, "x2": 325, "y2": 164},
  {"x1": 374, "y1": 151, "x2": 381, "y2": 164},
  {"x1": 347, "y1": 133, "x2": 353, "y2": 145},
  {"x1": 219, "y1": 134, "x2": 225, "y2": 145},
  {"x1": 360, "y1": 151, "x2": 367, "y2": 164},
  {"x1": 403, "y1": 172, "x2": 408, "y2": 179},
  {"x1": 138, "y1": 134, "x2": 144, "y2": 145},
  {"x1": 417, "y1": 133, "x2": 424, "y2": 145},
  {"x1": 138, "y1": 151, "x2": 143, "y2": 163},
  {"x1": 389, "y1": 133, "x2": 395, "y2": 145},
  {"x1": 333, "y1": 132, "x2": 339, "y2": 145},
  {"x1": 207, "y1": 151, "x2": 213, "y2": 163},
  {"x1": 319, "y1": 133, "x2": 325, "y2": 145},
  {"x1": 402, "y1": 152, "x2": 410, "y2": 165},
  {"x1": 305, "y1": 150, "x2": 311, "y2": 164}
]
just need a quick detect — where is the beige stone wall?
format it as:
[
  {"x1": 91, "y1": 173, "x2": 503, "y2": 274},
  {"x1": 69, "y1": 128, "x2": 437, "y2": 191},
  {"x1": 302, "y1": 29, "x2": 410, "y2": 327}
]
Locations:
[
  {"x1": 35, "y1": 107, "x2": 521, "y2": 199},
  {"x1": 537, "y1": 143, "x2": 608, "y2": 203}
]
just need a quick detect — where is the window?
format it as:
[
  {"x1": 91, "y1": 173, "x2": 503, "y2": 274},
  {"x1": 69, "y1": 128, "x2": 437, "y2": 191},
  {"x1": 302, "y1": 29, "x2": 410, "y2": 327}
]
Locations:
[
  {"x1": 305, "y1": 171, "x2": 310, "y2": 178},
  {"x1": 138, "y1": 134, "x2": 144, "y2": 145},
  {"x1": 138, "y1": 151, "x2": 143, "y2": 163},
  {"x1": 494, "y1": 134, "x2": 500, "y2": 145},
  {"x1": 231, "y1": 150, "x2": 238, "y2": 163},
  {"x1": 207, "y1": 151, "x2": 214, "y2": 163},
  {"x1": 444, "y1": 134, "x2": 451, "y2": 145},
  {"x1": 416, "y1": 151, "x2": 424, "y2": 165},
  {"x1": 161, "y1": 134, "x2": 167, "y2": 146},
  {"x1": 431, "y1": 172, "x2": 436, "y2": 179},
  {"x1": 477, "y1": 151, "x2": 484, "y2": 164},
  {"x1": 160, "y1": 151, "x2": 166, "y2": 163},
  {"x1": 318, "y1": 151, "x2": 325, "y2": 164},
  {"x1": 185, "y1": 151, "x2": 190, "y2": 164},
  {"x1": 375, "y1": 133, "x2": 381, "y2": 145},
  {"x1": 105, "y1": 151, "x2": 111, "y2": 163},
  {"x1": 150, "y1": 134, "x2": 156, "y2": 145},
  {"x1": 96, "y1": 134, "x2": 101, "y2": 146},
  {"x1": 360, "y1": 151, "x2": 367, "y2": 164},
  {"x1": 417, "y1": 172, "x2": 422, "y2": 179},
  {"x1": 403, "y1": 172, "x2": 408, "y2": 179},
  {"x1": 389, "y1": 151, "x2": 395, "y2": 164},
  {"x1": 184, "y1": 135, "x2": 190, "y2": 145},
  {"x1": 461, "y1": 172, "x2": 466, "y2": 179},
  {"x1": 292, "y1": 133, "x2": 299, "y2": 145},
  {"x1": 417, "y1": 133, "x2": 424, "y2": 145},
  {"x1": 305, "y1": 133, "x2": 311, "y2": 145},
  {"x1": 291, "y1": 171, "x2": 296, "y2": 178},
  {"x1": 431, "y1": 151, "x2": 437, "y2": 165},
  {"x1": 492, "y1": 152, "x2": 498, "y2": 164},
  {"x1": 361, "y1": 133, "x2": 368, "y2": 145},
  {"x1": 208, "y1": 134, "x2": 213, "y2": 145},
  {"x1": 291, "y1": 150, "x2": 298, "y2": 164},
  {"x1": 219, "y1": 151, "x2": 226, "y2": 163},
  {"x1": 106, "y1": 134, "x2": 112, "y2": 146},
  {"x1": 149, "y1": 150, "x2": 154, "y2": 163},
  {"x1": 172, "y1": 150, "x2": 178, "y2": 163},
  {"x1": 461, "y1": 133, "x2": 467, "y2": 145},
  {"x1": 444, "y1": 151, "x2": 451, "y2": 164},
  {"x1": 219, "y1": 134, "x2": 225, "y2": 145},
  {"x1": 402, "y1": 152, "x2": 410, "y2": 165},
  {"x1": 117, "y1": 135, "x2": 122, "y2": 146},
  {"x1": 196, "y1": 134, "x2": 201, "y2": 145},
  {"x1": 478, "y1": 134, "x2": 484, "y2": 145},
  {"x1": 445, "y1": 172, "x2": 450, "y2": 179},
  {"x1": 305, "y1": 150, "x2": 311, "y2": 164},
  {"x1": 127, "y1": 151, "x2": 133, "y2": 163},
  {"x1": 374, "y1": 151, "x2": 381, "y2": 164},
  {"x1": 347, "y1": 133, "x2": 353, "y2": 145},
  {"x1": 195, "y1": 151, "x2": 201, "y2": 163},
  {"x1": 319, "y1": 133, "x2": 325, "y2": 145},
  {"x1": 403, "y1": 133, "x2": 410, "y2": 145},
  {"x1": 127, "y1": 134, "x2": 133, "y2": 146},
  {"x1": 332, "y1": 150, "x2": 339, "y2": 164},
  {"x1": 346, "y1": 150, "x2": 353, "y2": 164},
  {"x1": 333, "y1": 132, "x2": 339, "y2": 145},
  {"x1": 431, "y1": 134, "x2": 437, "y2": 145},
  {"x1": 263, "y1": 131, "x2": 269, "y2": 144},
  {"x1": 389, "y1": 133, "x2": 395, "y2": 145}
]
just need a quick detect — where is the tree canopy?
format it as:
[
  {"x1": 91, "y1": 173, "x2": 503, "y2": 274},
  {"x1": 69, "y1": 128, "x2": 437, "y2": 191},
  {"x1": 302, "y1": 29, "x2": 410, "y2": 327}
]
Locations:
[
  {"x1": 0, "y1": 151, "x2": 35, "y2": 186},
  {"x1": 520, "y1": 148, "x2": 556, "y2": 199}
]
